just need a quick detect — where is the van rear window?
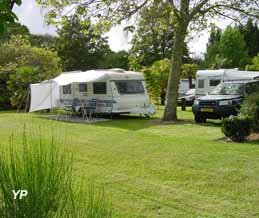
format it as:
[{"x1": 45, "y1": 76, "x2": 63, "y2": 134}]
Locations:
[{"x1": 115, "y1": 81, "x2": 145, "y2": 94}]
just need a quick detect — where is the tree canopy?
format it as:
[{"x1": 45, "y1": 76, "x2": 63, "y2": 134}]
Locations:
[
  {"x1": 129, "y1": 1, "x2": 176, "y2": 67},
  {"x1": 0, "y1": 35, "x2": 61, "y2": 109},
  {"x1": 218, "y1": 26, "x2": 248, "y2": 68},
  {"x1": 55, "y1": 14, "x2": 110, "y2": 71}
]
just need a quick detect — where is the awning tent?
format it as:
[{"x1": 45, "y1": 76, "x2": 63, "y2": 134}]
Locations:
[
  {"x1": 30, "y1": 81, "x2": 59, "y2": 112},
  {"x1": 30, "y1": 70, "x2": 111, "y2": 112}
]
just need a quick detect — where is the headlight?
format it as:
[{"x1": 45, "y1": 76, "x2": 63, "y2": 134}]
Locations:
[
  {"x1": 194, "y1": 100, "x2": 199, "y2": 105},
  {"x1": 219, "y1": 100, "x2": 232, "y2": 106}
]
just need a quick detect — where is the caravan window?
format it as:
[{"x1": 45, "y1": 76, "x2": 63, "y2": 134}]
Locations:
[
  {"x1": 79, "y1": 83, "x2": 87, "y2": 92},
  {"x1": 210, "y1": 79, "x2": 221, "y2": 87},
  {"x1": 62, "y1": 84, "x2": 71, "y2": 94},
  {"x1": 115, "y1": 80, "x2": 145, "y2": 94},
  {"x1": 93, "y1": 82, "x2": 107, "y2": 94},
  {"x1": 198, "y1": 80, "x2": 205, "y2": 88}
]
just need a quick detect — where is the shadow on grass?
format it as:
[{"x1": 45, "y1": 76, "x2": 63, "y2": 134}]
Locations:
[
  {"x1": 34, "y1": 109, "x2": 223, "y2": 131},
  {"x1": 92, "y1": 115, "x2": 156, "y2": 131}
]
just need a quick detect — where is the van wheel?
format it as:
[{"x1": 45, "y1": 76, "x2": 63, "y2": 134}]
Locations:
[{"x1": 195, "y1": 115, "x2": 206, "y2": 123}]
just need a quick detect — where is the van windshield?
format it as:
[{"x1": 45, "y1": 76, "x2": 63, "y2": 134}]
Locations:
[
  {"x1": 115, "y1": 80, "x2": 145, "y2": 94},
  {"x1": 210, "y1": 83, "x2": 244, "y2": 95}
]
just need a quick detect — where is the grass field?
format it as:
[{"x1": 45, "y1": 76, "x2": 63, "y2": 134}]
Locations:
[{"x1": 0, "y1": 108, "x2": 259, "y2": 218}]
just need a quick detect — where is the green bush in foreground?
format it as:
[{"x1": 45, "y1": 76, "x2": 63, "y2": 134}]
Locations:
[
  {"x1": 222, "y1": 115, "x2": 251, "y2": 142},
  {"x1": 240, "y1": 93, "x2": 259, "y2": 133},
  {"x1": 0, "y1": 129, "x2": 112, "y2": 218}
]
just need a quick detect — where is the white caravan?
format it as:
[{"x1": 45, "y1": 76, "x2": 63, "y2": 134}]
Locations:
[
  {"x1": 30, "y1": 69, "x2": 155, "y2": 115},
  {"x1": 196, "y1": 69, "x2": 259, "y2": 96}
]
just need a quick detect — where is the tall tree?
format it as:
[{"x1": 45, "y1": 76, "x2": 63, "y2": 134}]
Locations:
[
  {"x1": 203, "y1": 25, "x2": 222, "y2": 69},
  {"x1": 56, "y1": 14, "x2": 110, "y2": 71},
  {"x1": 129, "y1": 1, "x2": 176, "y2": 67},
  {"x1": 37, "y1": 0, "x2": 259, "y2": 121},
  {"x1": 239, "y1": 19, "x2": 259, "y2": 58},
  {"x1": 218, "y1": 26, "x2": 248, "y2": 68}
]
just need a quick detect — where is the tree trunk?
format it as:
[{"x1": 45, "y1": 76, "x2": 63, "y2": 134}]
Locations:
[
  {"x1": 188, "y1": 77, "x2": 192, "y2": 89},
  {"x1": 163, "y1": 23, "x2": 187, "y2": 121}
]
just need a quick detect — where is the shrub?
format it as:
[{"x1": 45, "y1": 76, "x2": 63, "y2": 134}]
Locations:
[
  {"x1": 0, "y1": 128, "x2": 112, "y2": 218},
  {"x1": 240, "y1": 93, "x2": 259, "y2": 133},
  {"x1": 0, "y1": 130, "x2": 73, "y2": 218},
  {"x1": 222, "y1": 115, "x2": 251, "y2": 142}
]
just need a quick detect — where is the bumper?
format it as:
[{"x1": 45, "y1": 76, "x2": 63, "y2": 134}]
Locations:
[{"x1": 192, "y1": 104, "x2": 238, "y2": 119}]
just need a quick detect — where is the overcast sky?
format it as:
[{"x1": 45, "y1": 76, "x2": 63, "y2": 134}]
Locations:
[{"x1": 13, "y1": 0, "x2": 231, "y2": 55}]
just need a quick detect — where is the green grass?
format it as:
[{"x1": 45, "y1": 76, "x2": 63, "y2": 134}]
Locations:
[{"x1": 0, "y1": 108, "x2": 259, "y2": 218}]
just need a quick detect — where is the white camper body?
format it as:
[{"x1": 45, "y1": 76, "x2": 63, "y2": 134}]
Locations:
[
  {"x1": 30, "y1": 69, "x2": 155, "y2": 115},
  {"x1": 179, "y1": 79, "x2": 196, "y2": 96},
  {"x1": 196, "y1": 69, "x2": 259, "y2": 96}
]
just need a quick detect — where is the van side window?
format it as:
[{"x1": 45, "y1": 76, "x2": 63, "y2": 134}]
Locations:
[
  {"x1": 210, "y1": 79, "x2": 221, "y2": 87},
  {"x1": 198, "y1": 80, "x2": 205, "y2": 88},
  {"x1": 62, "y1": 84, "x2": 71, "y2": 94},
  {"x1": 93, "y1": 82, "x2": 107, "y2": 94},
  {"x1": 79, "y1": 83, "x2": 87, "y2": 92}
]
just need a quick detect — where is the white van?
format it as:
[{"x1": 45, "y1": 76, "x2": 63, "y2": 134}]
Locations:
[
  {"x1": 30, "y1": 69, "x2": 155, "y2": 115},
  {"x1": 196, "y1": 69, "x2": 259, "y2": 96}
]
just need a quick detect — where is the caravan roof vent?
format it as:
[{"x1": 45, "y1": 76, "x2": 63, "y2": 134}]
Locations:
[{"x1": 110, "y1": 68, "x2": 125, "y2": 73}]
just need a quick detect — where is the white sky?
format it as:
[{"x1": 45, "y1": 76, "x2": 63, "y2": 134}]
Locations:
[{"x1": 13, "y1": 0, "x2": 231, "y2": 55}]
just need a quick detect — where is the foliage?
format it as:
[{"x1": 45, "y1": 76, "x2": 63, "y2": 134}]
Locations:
[
  {"x1": 222, "y1": 115, "x2": 251, "y2": 142},
  {"x1": 55, "y1": 14, "x2": 110, "y2": 71},
  {"x1": 240, "y1": 94, "x2": 259, "y2": 133},
  {"x1": 239, "y1": 19, "x2": 259, "y2": 58},
  {"x1": 142, "y1": 59, "x2": 170, "y2": 105},
  {"x1": 100, "y1": 50, "x2": 129, "y2": 70},
  {"x1": 0, "y1": 35, "x2": 61, "y2": 109},
  {"x1": 0, "y1": 0, "x2": 22, "y2": 35},
  {"x1": 30, "y1": 34, "x2": 57, "y2": 50},
  {"x1": 203, "y1": 25, "x2": 222, "y2": 69},
  {"x1": 246, "y1": 54, "x2": 259, "y2": 71},
  {"x1": 0, "y1": 22, "x2": 29, "y2": 42},
  {"x1": 218, "y1": 26, "x2": 249, "y2": 69},
  {"x1": 180, "y1": 63, "x2": 198, "y2": 88},
  {"x1": 129, "y1": 1, "x2": 176, "y2": 67}
]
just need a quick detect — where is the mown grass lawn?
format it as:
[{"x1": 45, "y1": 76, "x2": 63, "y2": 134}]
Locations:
[{"x1": 0, "y1": 108, "x2": 259, "y2": 218}]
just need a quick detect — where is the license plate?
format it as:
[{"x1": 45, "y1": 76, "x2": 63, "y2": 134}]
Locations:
[{"x1": 200, "y1": 108, "x2": 214, "y2": 112}]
